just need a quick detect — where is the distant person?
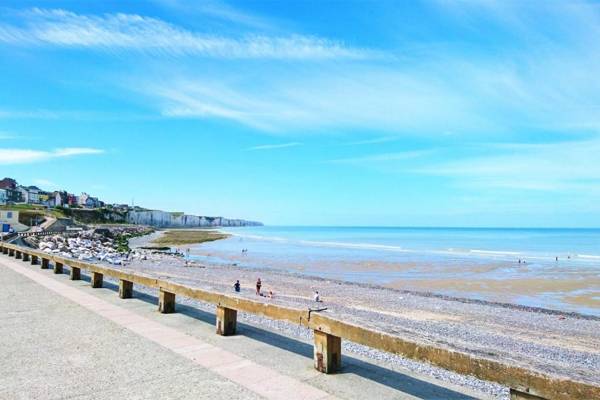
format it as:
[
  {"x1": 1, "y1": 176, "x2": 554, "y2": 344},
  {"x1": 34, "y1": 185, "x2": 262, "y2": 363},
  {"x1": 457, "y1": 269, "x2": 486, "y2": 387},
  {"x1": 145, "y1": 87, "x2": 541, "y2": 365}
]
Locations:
[
  {"x1": 314, "y1": 291, "x2": 321, "y2": 302},
  {"x1": 256, "y1": 278, "x2": 262, "y2": 295},
  {"x1": 556, "y1": 256, "x2": 559, "y2": 261},
  {"x1": 234, "y1": 280, "x2": 241, "y2": 292},
  {"x1": 268, "y1": 290, "x2": 274, "y2": 299}
]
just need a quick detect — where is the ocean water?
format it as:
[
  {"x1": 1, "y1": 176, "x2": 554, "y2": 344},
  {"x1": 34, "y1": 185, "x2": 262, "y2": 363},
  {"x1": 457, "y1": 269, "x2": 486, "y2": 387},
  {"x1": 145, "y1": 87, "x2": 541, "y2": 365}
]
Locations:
[{"x1": 189, "y1": 226, "x2": 600, "y2": 315}]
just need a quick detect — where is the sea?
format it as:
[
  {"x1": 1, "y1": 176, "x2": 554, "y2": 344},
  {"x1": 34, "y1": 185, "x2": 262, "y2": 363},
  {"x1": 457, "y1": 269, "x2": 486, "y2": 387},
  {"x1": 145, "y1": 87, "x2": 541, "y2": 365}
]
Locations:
[{"x1": 188, "y1": 226, "x2": 600, "y2": 316}]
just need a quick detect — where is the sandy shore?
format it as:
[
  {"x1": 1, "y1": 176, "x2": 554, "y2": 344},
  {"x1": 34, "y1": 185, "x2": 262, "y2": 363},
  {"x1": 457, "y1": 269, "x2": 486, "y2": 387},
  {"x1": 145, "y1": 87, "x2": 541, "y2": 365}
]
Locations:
[
  {"x1": 390, "y1": 277, "x2": 600, "y2": 310},
  {"x1": 190, "y1": 237, "x2": 600, "y2": 315},
  {"x1": 121, "y1": 232, "x2": 600, "y2": 397}
]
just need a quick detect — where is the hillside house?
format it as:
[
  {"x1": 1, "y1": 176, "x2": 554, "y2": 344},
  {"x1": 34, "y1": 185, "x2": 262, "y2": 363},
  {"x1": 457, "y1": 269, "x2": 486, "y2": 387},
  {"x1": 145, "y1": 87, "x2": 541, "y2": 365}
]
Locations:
[
  {"x1": 0, "y1": 177, "x2": 17, "y2": 190},
  {"x1": 78, "y1": 192, "x2": 101, "y2": 208},
  {"x1": 16, "y1": 185, "x2": 42, "y2": 204}
]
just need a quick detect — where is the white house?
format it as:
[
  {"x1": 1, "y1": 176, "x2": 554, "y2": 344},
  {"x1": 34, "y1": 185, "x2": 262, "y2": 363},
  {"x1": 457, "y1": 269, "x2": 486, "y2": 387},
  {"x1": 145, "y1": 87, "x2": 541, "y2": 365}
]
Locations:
[
  {"x1": 52, "y1": 191, "x2": 64, "y2": 207},
  {"x1": 0, "y1": 210, "x2": 28, "y2": 232},
  {"x1": 16, "y1": 185, "x2": 42, "y2": 204},
  {"x1": 27, "y1": 186, "x2": 41, "y2": 204},
  {"x1": 16, "y1": 186, "x2": 29, "y2": 203},
  {"x1": 78, "y1": 192, "x2": 100, "y2": 208}
]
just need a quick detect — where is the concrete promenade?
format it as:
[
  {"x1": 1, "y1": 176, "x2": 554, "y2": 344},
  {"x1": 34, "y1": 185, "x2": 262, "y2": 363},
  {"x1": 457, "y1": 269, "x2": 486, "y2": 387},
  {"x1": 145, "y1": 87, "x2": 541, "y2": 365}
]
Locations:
[{"x1": 0, "y1": 255, "x2": 489, "y2": 400}]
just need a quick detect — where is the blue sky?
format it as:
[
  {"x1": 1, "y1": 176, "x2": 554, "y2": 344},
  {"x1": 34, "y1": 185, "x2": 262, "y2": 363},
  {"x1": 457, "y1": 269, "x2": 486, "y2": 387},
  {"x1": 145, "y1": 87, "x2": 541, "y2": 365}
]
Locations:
[{"x1": 1, "y1": 0, "x2": 599, "y2": 227}]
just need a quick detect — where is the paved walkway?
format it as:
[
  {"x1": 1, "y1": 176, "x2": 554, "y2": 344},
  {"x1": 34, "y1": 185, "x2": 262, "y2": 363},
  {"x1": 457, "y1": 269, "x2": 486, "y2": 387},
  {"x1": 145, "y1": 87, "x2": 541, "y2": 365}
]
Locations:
[{"x1": 0, "y1": 255, "x2": 488, "y2": 400}]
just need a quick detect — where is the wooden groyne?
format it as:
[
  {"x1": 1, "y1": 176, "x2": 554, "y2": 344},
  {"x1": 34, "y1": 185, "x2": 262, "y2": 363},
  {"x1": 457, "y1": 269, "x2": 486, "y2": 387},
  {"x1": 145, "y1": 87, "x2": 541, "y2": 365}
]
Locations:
[
  {"x1": 17, "y1": 230, "x2": 58, "y2": 238},
  {"x1": 1, "y1": 242, "x2": 598, "y2": 400}
]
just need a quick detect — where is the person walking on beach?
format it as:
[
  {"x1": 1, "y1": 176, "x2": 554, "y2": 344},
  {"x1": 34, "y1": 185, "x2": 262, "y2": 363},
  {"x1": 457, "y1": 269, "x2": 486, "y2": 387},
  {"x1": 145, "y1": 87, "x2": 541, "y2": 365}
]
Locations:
[
  {"x1": 256, "y1": 278, "x2": 262, "y2": 295},
  {"x1": 314, "y1": 291, "x2": 321, "y2": 302},
  {"x1": 234, "y1": 280, "x2": 241, "y2": 292}
]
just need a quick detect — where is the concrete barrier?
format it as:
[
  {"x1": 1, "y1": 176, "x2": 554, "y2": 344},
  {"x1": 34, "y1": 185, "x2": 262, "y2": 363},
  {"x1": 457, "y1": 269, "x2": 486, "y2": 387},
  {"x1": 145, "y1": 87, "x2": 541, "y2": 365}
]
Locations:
[{"x1": 0, "y1": 242, "x2": 598, "y2": 400}]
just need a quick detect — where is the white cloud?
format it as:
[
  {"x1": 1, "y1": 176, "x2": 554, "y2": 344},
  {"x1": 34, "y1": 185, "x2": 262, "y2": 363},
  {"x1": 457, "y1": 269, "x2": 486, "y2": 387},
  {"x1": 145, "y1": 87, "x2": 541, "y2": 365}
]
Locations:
[
  {"x1": 0, "y1": 147, "x2": 104, "y2": 165},
  {"x1": 245, "y1": 142, "x2": 302, "y2": 151},
  {"x1": 152, "y1": 0, "x2": 273, "y2": 31},
  {"x1": 33, "y1": 179, "x2": 57, "y2": 188},
  {"x1": 416, "y1": 139, "x2": 600, "y2": 192},
  {"x1": 343, "y1": 136, "x2": 400, "y2": 146},
  {"x1": 0, "y1": 8, "x2": 370, "y2": 60},
  {"x1": 0, "y1": 109, "x2": 60, "y2": 119},
  {"x1": 326, "y1": 150, "x2": 432, "y2": 165},
  {"x1": 133, "y1": 0, "x2": 600, "y2": 136},
  {"x1": 0, "y1": 132, "x2": 17, "y2": 139},
  {"x1": 147, "y1": 68, "x2": 485, "y2": 133}
]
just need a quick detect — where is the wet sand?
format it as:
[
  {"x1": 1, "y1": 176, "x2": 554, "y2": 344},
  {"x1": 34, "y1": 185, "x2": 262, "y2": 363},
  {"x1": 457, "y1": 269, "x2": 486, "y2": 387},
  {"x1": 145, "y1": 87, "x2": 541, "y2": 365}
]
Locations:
[
  {"x1": 191, "y1": 240, "x2": 600, "y2": 316},
  {"x1": 390, "y1": 277, "x2": 600, "y2": 310}
]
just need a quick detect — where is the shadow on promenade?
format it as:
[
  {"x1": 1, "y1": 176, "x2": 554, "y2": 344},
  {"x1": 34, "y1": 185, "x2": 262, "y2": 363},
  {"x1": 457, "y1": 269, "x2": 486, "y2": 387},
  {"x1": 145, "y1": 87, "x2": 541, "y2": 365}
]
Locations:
[{"x1": 73, "y1": 269, "x2": 477, "y2": 400}]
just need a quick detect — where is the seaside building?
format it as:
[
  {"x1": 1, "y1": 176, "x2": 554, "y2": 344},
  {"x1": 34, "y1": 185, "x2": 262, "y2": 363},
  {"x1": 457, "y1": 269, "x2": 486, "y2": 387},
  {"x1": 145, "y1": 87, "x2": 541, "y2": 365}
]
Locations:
[
  {"x1": 0, "y1": 210, "x2": 27, "y2": 232},
  {"x1": 78, "y1": 192, "x2": 101, "y2": 208},
  {"x1": 0, "y1": 177, "x2": 103, "y2": 209},
  {"x1": 0, "y1": 177, "x2": 17, "y2": 190},
  {"x1": 16, "y1": 185, "x2": 42, "y2": 204},
  {"x1": 0, "y1": 179, "x2": 23, "y2": 203},
  {"x1": 38, "y1": 192, "x2": 51, "y2": 206},
  {"x1": 66, "y1": 194, "x2": 77, "y2": 206},
  {"x1": 51, "y1": 191, "x2": 68, "y2": 207},
  {"x1": 4, "y1": 188, "x2": 23, "y2": 204}
]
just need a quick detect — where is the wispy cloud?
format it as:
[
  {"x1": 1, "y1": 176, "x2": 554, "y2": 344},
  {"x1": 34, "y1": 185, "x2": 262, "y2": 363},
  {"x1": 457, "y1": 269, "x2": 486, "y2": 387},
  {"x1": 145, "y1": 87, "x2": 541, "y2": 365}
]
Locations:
[
  {"x1": 135, "y1": 0, "x2": 600, "y2": 136},
  {"x1": 0, "y1": 132, "x2": 18, "y2": 139},
  {"x1": 152, "y1": 0, "x2": 273, "y2": 31},
  {"x1": 245, "y1": 142, "x2": 302, "y2": 151},
  {"x1": 416, "y1": 139, "x2": 600, "y2": 192},
  {"x1": 325, "y1": 150, "x2": 432, "y2": 165},
  {"x1": 0, "y1": 8, "x2": 370, "y2": 60},
  {"x1": 146, "y1": 69, "x2": 482, "y2": 133},
  {"x1": 0, "y1": 147, "x2": 104, "y2": 165},
  {"x1": 33, "y1": 179, "x2": 57, "y2": 188},
  {"x1": 343, "y1": 136, "x2": 401, "y2": 146},
  {"x1": 0, "y1": 109, "x2": 62, "y2": 119}
]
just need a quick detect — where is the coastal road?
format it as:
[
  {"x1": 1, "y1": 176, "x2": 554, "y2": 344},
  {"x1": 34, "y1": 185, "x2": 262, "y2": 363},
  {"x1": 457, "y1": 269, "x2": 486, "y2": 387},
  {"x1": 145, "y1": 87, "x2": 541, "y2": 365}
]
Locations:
[{"x1": 0, "y1": 256, "x2": 490, "y2": 400}]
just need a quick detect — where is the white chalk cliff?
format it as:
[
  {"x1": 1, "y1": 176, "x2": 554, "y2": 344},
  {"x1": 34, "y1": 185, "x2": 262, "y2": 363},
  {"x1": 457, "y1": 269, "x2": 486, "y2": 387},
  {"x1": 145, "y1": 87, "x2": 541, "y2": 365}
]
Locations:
[{"x1": 126, "y1": 210, "x2": 262, "y2": 228}]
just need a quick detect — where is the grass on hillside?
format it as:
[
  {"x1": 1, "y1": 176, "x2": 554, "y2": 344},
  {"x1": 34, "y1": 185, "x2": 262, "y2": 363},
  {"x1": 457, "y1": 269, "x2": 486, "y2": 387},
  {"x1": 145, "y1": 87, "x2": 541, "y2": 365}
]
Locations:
[
  {"x1": 0, "y1": 204, "x2": 67, "y2": 225},
  {"x1": 152, "y1": 229, "x2": 230, "y2": 246}
]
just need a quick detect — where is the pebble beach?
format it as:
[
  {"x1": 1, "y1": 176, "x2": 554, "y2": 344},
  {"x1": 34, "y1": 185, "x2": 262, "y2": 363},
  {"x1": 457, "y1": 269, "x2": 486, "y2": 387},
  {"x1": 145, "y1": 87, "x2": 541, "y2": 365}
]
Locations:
[
  {"x1": 24, "y1": 229, "x2": 600, "y2": 398},
  {"x1": 120, "y1": 231, "x2": 600, "y2": 398}
]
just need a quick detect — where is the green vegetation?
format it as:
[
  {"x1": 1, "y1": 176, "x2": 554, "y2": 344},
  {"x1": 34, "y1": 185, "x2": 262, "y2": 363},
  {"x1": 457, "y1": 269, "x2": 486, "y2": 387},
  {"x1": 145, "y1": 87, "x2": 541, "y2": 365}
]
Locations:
[
  {"x1": 152, "y1": 229, "x2": 229, "y2": 246},
  {"x1": 0, "y1": 204, "x2": 66, "y2": 225},
  {"x1": 0, "y1": 204, "x2": 45, "y2": 211},
  {"x1": 55, "y1": 206, "x2": 127, "y2": 224},
  {"x1": 113, "y1": 228, "x2": 155, "y2": 253}
]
